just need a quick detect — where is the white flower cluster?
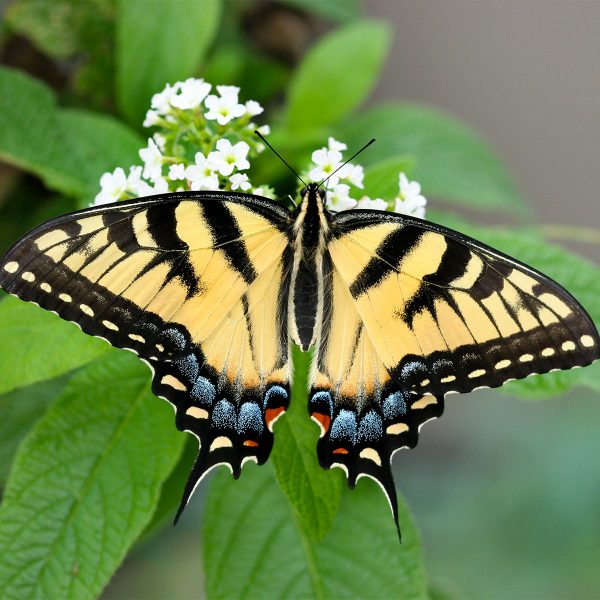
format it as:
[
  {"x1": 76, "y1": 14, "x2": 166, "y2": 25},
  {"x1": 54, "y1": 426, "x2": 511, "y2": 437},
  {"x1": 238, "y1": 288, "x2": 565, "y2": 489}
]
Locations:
[
  {"x1": 94, "y1": 78, "x2": 272, "y2": 206},
  {"x1": 94, "y1": 79, "x2": 427, "y2": 220},
  {"x1": 307, "y1": 137, "x2": 427, "y2": 218}
]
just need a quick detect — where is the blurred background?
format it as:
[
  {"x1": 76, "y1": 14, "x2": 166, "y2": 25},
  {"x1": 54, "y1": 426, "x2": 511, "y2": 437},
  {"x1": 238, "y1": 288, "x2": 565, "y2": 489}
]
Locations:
[{"x1": 1, "y1": 1, "x2": 599, "y2": 598}]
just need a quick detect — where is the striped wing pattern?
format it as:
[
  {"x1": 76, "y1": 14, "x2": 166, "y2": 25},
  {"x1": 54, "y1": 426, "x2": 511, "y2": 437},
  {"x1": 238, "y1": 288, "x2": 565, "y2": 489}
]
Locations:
[
  {"x1": 0, "y1": 192, "x2": 293, "y2": 520},
  {"x1": 308, "y1": 210, "x2": 599, "y2": 525}
]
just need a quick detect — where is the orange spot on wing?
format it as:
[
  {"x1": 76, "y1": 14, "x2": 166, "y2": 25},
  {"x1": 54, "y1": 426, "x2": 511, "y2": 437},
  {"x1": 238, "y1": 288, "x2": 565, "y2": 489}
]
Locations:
[
  {"x1": 265, "y1": 406, "x2": 285, "y2": 427},
  {"x1": 311, "y1": 412, "x2": 331, "y2": 433},
  {"x1": 332, "y1": 447, "x2": 349, "y2": 455},
  {"x1": 243, "y1": 440, "x2": 259, "y2": 447}
]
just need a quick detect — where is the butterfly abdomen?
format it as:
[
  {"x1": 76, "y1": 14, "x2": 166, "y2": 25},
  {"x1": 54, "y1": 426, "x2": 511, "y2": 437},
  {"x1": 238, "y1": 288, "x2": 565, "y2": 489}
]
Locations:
[{"x1": 288, "y1": 185, "x2": 332, "y2": 351}]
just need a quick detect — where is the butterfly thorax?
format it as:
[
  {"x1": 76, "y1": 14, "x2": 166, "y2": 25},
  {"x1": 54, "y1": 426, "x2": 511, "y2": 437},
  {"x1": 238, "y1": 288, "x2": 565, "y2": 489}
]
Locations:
[{"x1": 288, "y1": 184, "x2": 332, "y2": 351}]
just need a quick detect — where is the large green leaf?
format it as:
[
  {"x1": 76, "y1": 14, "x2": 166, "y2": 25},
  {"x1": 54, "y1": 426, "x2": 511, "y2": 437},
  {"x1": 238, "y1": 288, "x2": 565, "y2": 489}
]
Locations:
[
  {"x1": 270, "y1": 348, "x2": 343, "y2": 543},
  {"x1": 0, "y1": 375, "x2": 68, "y2": 484},
  {"x1": 339, "y1": 103, "x2": 526, "y2": 215},
  {"x1": 362, "y1": 156, "x2": 416, "y2": 201},
  {"x1": 0, "y1": 296, "x2": 109, "y2": 395},
  {"x1": 203, "y1": 465, "x2": 427, "y2": 599},
  {"x1": 0, "y1": 351, "x2": 184, "y2": 600},
  {"x1": 0, "y1": 68, "x2": 143, "y2": 199},
  {"x1": 57, "y1": 108, "x2": 143, "y2": 206},
  {"x1": 116, "y1": 0, "x2": 221, "y2": 126},
  {"x1": 5, "y1": 0, "x2": 114, "y2": 59},
  {"x1": 286, "y1": 21, "x2": 392, "y2": 131}
]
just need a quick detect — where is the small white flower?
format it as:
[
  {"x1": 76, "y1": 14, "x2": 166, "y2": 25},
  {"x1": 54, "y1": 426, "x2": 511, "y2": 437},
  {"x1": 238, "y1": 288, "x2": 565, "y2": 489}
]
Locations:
[
  {"x1": 245, "y1": 100, "x2": 264, "y2": 116},
  {"x1": 143, "y1": 110, "x2": 161, "y2": 128},
  {"x1": 217, "y1": 85, "x2": 241, "y2": 99},
  {"x1": 153, "y1": 133, "x2": 166, "y2": 152},
  {"x1": 208, "y1": 139, "x2": 250, "y2": 176},
  {"x1": 139, "y1": 138, "x2": 163, "y2": 182},
  {"x1": 256, "y1": 124, "x2": 270, "y2": 136},
  {"x1": 94, "y1": 167, "x2": 128, "y2": 205},
  {"x1": 126, "y1": 166, "x2": 148, "y2": 196},
  {"x1": 327, "y1": 183, "x2": 357, "y2": 211},
  {"x1": 356, "y1": 197, "x2": 388, "y2": 211},
  {"x1": 309, "y1": 148, "x2": 343, "y2": 186},
  {"x1": 186, "y1": 152, "x2": 219, "y2": 191},
  {"x1": 230, "y1": 173, "x2": 251, "y2": 191},
  {"x1": 339, "y1": 163, "x2": 364, "y2": 188},
  {"x1": 170, "y1": 78, "x2": 211, "y2": 110},
  {"x1": 150, "y1": 83, "x2": 178, "y2": 114},
  {"x1": 328, "y1": 137, "x2": 347, "y2": 152},
  {"x1": 204, "y1": 87, "x2": 246, "y2": 125},
  {"x1": 148, "y1": 177, "x2": 169, "y2": 195},
  {"x1": 168, "y1": 163, "x2": 187, "y2": 181},
  {"x1": 394, "y1": 173, "x2": 427, "y2": 218}
]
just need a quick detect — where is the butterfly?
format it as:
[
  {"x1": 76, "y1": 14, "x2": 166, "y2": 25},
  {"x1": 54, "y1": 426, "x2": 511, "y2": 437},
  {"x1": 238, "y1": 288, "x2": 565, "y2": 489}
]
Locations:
[{"x1": 1, "y1": 183, "x2": 598, "y2": 535}]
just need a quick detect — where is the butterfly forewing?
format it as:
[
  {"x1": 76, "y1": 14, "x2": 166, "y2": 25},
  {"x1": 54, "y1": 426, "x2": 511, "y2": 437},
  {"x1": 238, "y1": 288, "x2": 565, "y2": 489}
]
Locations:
[
  {"x1": 0, "y1": 192, "x2": 294, "y2": 518},
  {"x1": 329, "y1": 211, "x2": 600, "y2": 397}
]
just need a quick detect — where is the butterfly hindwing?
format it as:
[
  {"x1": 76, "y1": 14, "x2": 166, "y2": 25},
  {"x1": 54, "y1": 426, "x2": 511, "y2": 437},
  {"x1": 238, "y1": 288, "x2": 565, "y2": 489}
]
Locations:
[
  {"x1": 0, "y1": 191, "x2": 293, "y2": 518},
  {"x1": 309, "y1": 265, "x2": 444, "y2": 528}
]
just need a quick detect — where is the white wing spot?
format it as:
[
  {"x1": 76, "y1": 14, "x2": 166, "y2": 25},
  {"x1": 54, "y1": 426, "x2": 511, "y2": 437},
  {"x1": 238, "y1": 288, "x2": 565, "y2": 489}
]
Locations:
[
  {"x1": 102, "y1": 320, "x2": 119, "y2": 331},
  {"x1": 59, "y1": 293, "x2": 72, "y2": 303},
  {"x1": 210, "y1": 436, "x2": 233, "y2": 451},
  {"x1": 519, "y1": 353, "x2": 534, "y2": 363},
  {"x1": 80, "y1": 304, "x2": 94, "y2": 317},
  {"x1": 411, "y1": 396, "x2": 437, "y2": 409},
  {"x1": 156, "y1": 343, "x2": 165, "y2": 352},
  {"x1": 441, "y1": 375, "x2": 456, "y2": 384},
  {"x1": 359, "y1": 448, "x2": 382, "y2": 466},
  {"x1": 386, "y1": 423, "x2": 409, "y2": 435},
  {"x1": 3, "y1": 261, "x2": 19, "y2": 273},
  {"x1": 160, "y1": 374, "x2": 187, "y2": 391},
  {"x1": 495, "y1": 359, "x2": 511, "y2": 370},
  {"x1": 468, "y1": 369, "x2": 486, "y2": 379},
  {"x1": 541, "y1": 347, "x2": 555, "y2": 357},
  {"x1": 40, "y1": 282, "x2": 52, "y2": 293},
  {"x1": 186, "y1": 406, "x2": 209, "y2": 419},
  {"x1": 581, "y1": 335, "x2": 595, "y2": 348},
  {"x1": 128, "y1": 333, "x2": 145, "y2": 343},
  {"x1": 420, "y1": 379, "x2": 430, "y2": 387},
  {"x1": 21, "y1": 271, "x2": 35, "y2": 282},
  {"x1": 562, "y1": 341, "x2": 576, "y2": 351}
]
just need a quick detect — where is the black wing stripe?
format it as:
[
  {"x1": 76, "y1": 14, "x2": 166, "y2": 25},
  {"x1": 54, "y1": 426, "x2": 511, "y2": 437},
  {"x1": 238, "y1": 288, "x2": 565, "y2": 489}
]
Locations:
[
  {"x1": 348, "y1": 226, "x2": 422, "y2": 298},
  {"x1": 203, "y1": 202, "x2": 258, "y2": 285}
]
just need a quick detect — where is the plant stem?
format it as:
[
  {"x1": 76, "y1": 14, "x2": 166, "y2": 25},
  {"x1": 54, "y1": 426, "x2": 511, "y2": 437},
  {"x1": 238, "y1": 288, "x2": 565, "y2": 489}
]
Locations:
[{"x1": 539, "y1": 224, "x2": 600, "y2": 246}]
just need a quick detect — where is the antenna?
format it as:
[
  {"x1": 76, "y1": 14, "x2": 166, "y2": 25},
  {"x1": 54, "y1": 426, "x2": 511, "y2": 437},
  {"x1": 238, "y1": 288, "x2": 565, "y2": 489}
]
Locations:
[
  {"x1": 318, "y1": 138, "x2": 375, "y2": 187},
  {"x1": 255, "y1": 130, "x2": 307, "y2": 187}
]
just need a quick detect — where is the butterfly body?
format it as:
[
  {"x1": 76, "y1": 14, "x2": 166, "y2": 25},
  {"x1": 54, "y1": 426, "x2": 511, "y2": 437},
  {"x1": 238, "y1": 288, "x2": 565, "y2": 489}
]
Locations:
[{"x1": 1, "y1": 186, "x2": 598, "y2": 532}]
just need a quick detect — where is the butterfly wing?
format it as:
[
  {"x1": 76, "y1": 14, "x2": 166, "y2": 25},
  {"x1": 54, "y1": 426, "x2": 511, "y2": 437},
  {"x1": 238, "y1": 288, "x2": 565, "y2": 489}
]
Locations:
[
  {"x1": 0, "y1": 191, "x2": 293, "y2": 519},
  {"x1": 312, "y1": 209, "x2": 599, "y2": 531}
]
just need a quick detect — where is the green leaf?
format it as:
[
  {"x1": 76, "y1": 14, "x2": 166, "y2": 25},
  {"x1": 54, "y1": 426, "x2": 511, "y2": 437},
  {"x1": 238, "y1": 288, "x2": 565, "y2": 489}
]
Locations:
[
  {"x1": 281, "y1": 0, "x2": 360, "y2": 22},
  {"x1": 0, "y1": 67, "x2": 144, "y2": 199},
  {"x1": 0, "y1": 375, "x2": 69, "y2": 484},
  {"x1": 0, "y1": 296, "x2": 109, "y2": 395},
  {"x1": 433, "y1": 218, "x2": 600, "y2": 398},
  {"x1": 57, "y1": 108, "x2": 144, "y2": 206},
  {"x1": 116, "y1": 0, "x2": 222, "y2": 126},
  {"x1": 270, "y1": 347, "x2": 343, "y2": 543},
  {"x1": 339, "y1": 103, "x2": 526, "y2": 215},
  {"x1": 5, "y1": 0, "x2": 114, "y2": 59},
  {"x1": 0, "y1": 351, "x2": 184, "y2": 600},
  {"x1": 203, "y1": 465, "x2": 427, "y2": 599},
  {"x1": 287, "y1": 21, "x2": 392, "y2": 131},
  {"x1": 362, "y1": 156, "x2": 416, "y2": 201}
]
